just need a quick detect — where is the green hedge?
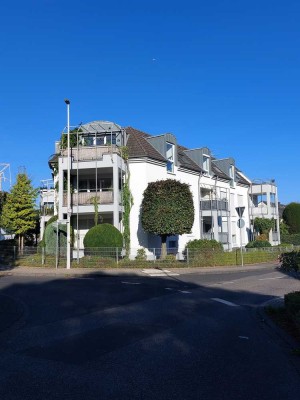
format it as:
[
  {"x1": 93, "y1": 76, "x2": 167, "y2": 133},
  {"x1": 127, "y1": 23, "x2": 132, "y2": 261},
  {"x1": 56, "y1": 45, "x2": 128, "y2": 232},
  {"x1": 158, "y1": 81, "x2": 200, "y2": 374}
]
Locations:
[
  {"x1": 44, "y1": 220, "x2": 67, "y2": 255},
  {"x1": 281, "y1": 234, "x2": 300, "y2": 246},
  {"x1": 245, "y1": 240, "x2": 271, "y2": 248},
  {"x1": 83, "y1": 224, "x2": 123, "y2": 248},
  {"x1": 279, "y1": 251, "x2": 300, "y2": 272}
]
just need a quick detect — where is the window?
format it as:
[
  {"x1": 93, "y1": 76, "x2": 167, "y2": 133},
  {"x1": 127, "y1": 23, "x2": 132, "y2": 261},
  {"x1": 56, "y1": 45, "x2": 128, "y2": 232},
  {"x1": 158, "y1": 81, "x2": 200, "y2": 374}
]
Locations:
[
  {"x1": 203, "y1": 155, "x2": 209, "y2": 173},
  {"x1": 166, "y1": 142, "x2": 174, "y2": 173},
  {"x1": 229, "y1": 165, "x2": 235, "y2": 186}
]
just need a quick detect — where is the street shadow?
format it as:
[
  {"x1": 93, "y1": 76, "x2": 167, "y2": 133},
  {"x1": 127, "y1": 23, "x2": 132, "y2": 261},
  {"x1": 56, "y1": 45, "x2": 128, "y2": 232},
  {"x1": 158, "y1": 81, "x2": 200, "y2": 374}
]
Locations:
[{"x1": 0, "y1": 268, "x2": 299, "y2": 399}]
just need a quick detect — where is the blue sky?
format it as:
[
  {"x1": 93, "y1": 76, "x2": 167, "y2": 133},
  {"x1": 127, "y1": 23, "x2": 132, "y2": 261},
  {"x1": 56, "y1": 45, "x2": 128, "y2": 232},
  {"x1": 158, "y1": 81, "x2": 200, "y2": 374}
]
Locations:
[{"x1": 0, "y1": 0, "x2": 299, "y2": 204}]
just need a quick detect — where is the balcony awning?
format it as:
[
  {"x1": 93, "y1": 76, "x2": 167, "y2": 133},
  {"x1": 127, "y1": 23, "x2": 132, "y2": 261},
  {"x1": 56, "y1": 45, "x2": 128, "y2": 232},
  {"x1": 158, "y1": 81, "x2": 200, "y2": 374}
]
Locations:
[{"x1": 199, "y1": 183, "x2": 214, "y2": 190}]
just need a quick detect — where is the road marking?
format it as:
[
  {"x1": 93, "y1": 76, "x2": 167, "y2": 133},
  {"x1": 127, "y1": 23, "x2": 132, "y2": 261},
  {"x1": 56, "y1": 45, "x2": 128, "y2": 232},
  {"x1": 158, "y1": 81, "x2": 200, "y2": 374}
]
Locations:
[
  {"x1": 221, "y1": 281, "x2": 235, "y2": 285},
  {"x1": 165, "y1": 288, "x2": 175, "y2": 290},
  {"x1": 258, "y1": 276, "x2": 283, "y2": 281},
  {"x1": 121, "y1": 281, "x2": 141, "y2": 285},
  {"x1": 211, "y1": 298, "x2": 239, "y2": 307},
  {"x1": 142, "y1": 269, "x2": 179, "y2": 277},
  {"x1": 238, "y1": 336, "x2": 249, "y2": 340},
  {"x1": 178, "y1": 290, "x2": 192, "y2": 294}
]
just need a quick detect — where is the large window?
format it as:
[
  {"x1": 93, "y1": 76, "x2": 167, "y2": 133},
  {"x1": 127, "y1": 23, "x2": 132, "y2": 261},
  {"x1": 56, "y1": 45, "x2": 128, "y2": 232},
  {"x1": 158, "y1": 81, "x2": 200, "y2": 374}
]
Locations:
[{"x1": 166, "y1": 142, "x2": 174, "y2": 173}]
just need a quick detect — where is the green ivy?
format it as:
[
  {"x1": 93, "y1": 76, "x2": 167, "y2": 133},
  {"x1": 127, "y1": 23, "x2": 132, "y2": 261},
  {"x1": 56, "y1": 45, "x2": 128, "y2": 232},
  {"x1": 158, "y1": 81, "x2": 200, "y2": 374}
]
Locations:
[{"x1": 122, "y1": 174, "x2": 133, "y2": 257}]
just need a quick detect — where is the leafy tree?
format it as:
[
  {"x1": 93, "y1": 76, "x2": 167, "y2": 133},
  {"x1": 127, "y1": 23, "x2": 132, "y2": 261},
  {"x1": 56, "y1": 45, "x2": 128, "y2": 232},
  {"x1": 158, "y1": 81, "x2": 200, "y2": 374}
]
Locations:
[
  {"x1": 282, "y1": 202, "x2": 300, "y2": 233},
  {"x1": 0, "y1": 191, "x2": 7, "y2": 225},
  {"x1": 1, "y1": 173, "x2": 38, "y2": 249},
  {"x1": 254, "y1": 217, "x2": 274, "y2": 235},
  {"x1": 141, "y1": 179, "x2": 194, "y2": 259},
  {"x1": 280, "y1": 221, "x2": 289, "y2": 236}
]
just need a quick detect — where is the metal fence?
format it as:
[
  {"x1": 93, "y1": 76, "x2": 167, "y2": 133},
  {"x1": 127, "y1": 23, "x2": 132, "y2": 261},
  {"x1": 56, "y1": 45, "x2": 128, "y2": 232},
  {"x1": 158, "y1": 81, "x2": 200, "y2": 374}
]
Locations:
[{"x1": 1, "y1": 244, "x2": 299, "y2": 268}]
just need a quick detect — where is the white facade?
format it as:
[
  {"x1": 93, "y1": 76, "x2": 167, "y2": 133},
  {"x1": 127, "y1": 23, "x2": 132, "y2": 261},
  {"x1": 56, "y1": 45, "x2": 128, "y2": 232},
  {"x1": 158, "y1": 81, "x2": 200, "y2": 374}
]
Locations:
[{"x1": 46, "y1": 120, "x2": 281, "y2": 256}]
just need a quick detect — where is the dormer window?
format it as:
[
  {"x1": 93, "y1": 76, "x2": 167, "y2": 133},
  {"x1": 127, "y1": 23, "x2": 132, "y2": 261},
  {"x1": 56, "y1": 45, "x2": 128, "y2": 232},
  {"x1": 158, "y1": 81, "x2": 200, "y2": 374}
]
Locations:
[
  {"x1": 203, "y1": 155, "x2": 210, "y2": 174},
  {"x1": 166, "y1": 142, "x2": 174, "y2": 173},
  {"x1": 229, "y1": 165, "x2": 235, "y2": 186}
]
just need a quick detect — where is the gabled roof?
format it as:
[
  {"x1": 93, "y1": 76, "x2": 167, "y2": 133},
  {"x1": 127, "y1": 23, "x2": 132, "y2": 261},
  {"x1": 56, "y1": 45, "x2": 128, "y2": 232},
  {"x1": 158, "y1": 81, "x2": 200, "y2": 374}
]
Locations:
[
  {"x1": 177, "y1": 145, "x2": 202, "y2": 172},
  {"x1": 125, "y1": 127, "x2": 166, "y2": 162}
]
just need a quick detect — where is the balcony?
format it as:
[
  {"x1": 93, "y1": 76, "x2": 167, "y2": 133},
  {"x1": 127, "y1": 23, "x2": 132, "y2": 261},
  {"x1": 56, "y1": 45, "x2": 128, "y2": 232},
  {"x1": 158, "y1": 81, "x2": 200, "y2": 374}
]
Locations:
[
  {"x1": 61, "y1": 145, "x2": 121, "y2": 162},
  {"x1": 63, "y1": 190, "x2": 113, "y2": 206},
  {"x1": 218, "y1": 232, "x2": 229, "y2": 244},
  {"x1": 200, "y1": 199, "x2": 228, "y2": 211}
]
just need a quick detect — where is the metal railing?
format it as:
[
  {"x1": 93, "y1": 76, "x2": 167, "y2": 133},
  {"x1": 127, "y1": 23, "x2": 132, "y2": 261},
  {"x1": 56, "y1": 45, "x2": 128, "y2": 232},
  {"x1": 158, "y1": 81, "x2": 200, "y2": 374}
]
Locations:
[
  {"x1": 61, "y1": 145, "x2": 121, "y2": 161},
  {"x1": 2, "y1": 245, "x2": 299, "y2": 269},
  {"x1": 63, "y1": 190, "x2": 113, "y2": 206},
  {"x1": 200, "y1": 200, "x2": 228, "y2": 211}
]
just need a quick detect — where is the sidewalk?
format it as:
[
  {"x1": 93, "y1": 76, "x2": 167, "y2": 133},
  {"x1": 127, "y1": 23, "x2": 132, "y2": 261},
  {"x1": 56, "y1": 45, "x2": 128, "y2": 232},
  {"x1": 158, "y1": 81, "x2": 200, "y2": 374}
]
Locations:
[{"x1": 0, "y1": 262, "x2": 278, "y2": 278}]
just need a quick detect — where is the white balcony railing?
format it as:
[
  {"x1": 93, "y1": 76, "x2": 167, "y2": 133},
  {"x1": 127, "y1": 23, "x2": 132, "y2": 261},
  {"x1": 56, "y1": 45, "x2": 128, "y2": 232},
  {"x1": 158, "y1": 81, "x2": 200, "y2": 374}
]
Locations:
[
  {"x1": 63, "y1": 190, "x2": 113, "y2": 206},
  {"x1": 61, "y1": 145, "x2": 121, "y2": 162}
]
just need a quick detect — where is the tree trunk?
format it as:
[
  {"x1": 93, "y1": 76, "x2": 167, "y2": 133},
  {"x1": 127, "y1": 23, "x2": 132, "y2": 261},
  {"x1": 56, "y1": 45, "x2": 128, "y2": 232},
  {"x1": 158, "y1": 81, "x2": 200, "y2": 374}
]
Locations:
[{"x1": 161, "y1": 234, "x2": 168, "y2": 260}]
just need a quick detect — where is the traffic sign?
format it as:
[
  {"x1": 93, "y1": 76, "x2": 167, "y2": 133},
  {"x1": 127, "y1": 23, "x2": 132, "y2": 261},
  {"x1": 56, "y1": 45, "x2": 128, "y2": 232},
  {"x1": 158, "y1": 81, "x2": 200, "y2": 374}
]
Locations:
[
  {"x1": 237, "y1": 218, "x2": 245, "y2": 228},
  {"x1": 235, "y1": 207, "x2": 245, "y2": 217}
]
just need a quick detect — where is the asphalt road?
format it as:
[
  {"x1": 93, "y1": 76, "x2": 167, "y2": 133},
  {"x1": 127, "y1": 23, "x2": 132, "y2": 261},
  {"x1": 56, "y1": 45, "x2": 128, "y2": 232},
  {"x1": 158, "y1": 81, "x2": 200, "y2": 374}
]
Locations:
[{"x1": 0, "y1": 266, "x2": 300, "y2": 399}]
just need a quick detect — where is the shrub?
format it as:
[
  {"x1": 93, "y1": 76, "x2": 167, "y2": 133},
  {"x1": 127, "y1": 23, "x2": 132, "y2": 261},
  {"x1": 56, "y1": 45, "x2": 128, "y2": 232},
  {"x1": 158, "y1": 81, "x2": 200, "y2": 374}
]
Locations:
[
  {"x1": 279, "y1": 251, "x2": 300, "y2": 272},
  {"x1": 281, "y1": 234, "x2": 300, "y2": 246},
  {"x1": 83, "y1": 223, "x2": 123, "y2": 248},
  {"x1": 44, "y1": 220, "x2": 67, "y2": 255},
  {"x1": 185, "y1": 239, "x2": 223, "y2": 252},
  {"x1": 284, "y1": 291, "x2": 300, "y2": 317},
  {"x1": 256, "y1": 234, "x2": 269, "y2": 241},
  {"x1": 135, "y1": 248, "x2": 147, "y2": 261},
  {"x1": 245, "y1": 240, "x2": 271, "y2": 248},
  {"x1": 282, "y1": 202, "x2": 300, "y2": 233}
]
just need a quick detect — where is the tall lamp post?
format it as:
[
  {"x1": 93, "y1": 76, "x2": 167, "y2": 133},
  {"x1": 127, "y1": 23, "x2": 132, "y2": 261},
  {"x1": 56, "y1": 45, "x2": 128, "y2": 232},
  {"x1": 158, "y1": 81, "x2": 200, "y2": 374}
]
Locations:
[{"x1": 65, "y1": 99, "x2": 71, "y2": 269}]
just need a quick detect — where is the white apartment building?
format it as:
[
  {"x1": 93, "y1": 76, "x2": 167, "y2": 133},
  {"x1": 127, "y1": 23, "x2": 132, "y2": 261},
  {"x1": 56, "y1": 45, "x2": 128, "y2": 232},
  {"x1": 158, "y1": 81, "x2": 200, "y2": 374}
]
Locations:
[{"x1": 46, "y1": 120, "x2": 280, "y2": 256}]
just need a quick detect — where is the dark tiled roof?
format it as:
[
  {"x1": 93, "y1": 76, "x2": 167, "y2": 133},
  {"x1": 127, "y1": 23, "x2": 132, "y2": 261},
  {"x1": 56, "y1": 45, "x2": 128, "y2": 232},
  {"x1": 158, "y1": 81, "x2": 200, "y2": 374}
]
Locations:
[
  {"x1": 125, "y1": 127, "x2": 166, "y2": 162},
  {"x1": 236, "y1": 169, "x2": 251, "y2": 186},
  {"x1": 211, "y1": 161, "x2": 231, "y2": 181},
  {"x1": 177, "y1": 145, "x2": 202, "y2": 172}
]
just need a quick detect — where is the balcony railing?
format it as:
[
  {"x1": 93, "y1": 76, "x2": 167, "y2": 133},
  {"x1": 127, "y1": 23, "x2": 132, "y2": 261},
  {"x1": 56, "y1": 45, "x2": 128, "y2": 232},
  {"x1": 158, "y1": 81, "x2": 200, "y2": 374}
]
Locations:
[
  {"x1": 202, "y1": 233, "x2": 214, "y2": 240},
  {"x1": 63, "y1": 190, "x2": 113, "y2": 206},
  {"x1": 272, "y1": 232, "x2": 279, "y2": 242},
  {"x1": 61, "y1": 145, "x2": 121, "y2": 162},
  {"x1": 200, "y1": 199, "x2": 228, "y2": 211},
  {"x1": 218, "y1": 232, "x2": 229, "y2": 244}
]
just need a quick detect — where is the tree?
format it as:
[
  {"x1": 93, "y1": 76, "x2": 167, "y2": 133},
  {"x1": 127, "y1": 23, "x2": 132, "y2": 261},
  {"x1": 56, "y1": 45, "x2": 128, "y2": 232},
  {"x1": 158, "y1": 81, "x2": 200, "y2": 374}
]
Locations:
[
  {"x1": 1, "y1": 173, "x2": 38, "y2": 249},
  {"x1": 254, "y1": 217, "x2": 274, "y2": 235},
  {"x1": 141, "y1": 179, "x2": 194, "y2": 258},
  {"x1": 0, "y1": 191, "x2": 8, "y2": 225},
  {"x1": 282, "y1": 202, "x2": 300, "y2": 233}
]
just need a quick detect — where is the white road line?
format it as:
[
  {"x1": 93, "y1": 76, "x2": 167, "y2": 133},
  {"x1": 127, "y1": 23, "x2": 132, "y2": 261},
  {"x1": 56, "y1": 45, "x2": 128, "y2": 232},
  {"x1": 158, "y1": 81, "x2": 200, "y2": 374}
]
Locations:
[
  {"x1": 178, "y1": 290, "x2": 192, "y2": 294},
  {"x1": 238, "y1": 336, "x2": 249, "y2": 340},
  {"x1": 211, "y1": 298, "x2": 239, "y2": 307},
  {"x1": 165, "y1": 288, "x2": 175, "y2": 290},
  {"x1": 121, "y1": 281, "x2": 141, "y2": 285},
  {"x1": 221, "y1": 281, "x2": 235, "y2": 285},
  {"x1": 258, "y1": 276, "x2": 283, "y2": 281}
]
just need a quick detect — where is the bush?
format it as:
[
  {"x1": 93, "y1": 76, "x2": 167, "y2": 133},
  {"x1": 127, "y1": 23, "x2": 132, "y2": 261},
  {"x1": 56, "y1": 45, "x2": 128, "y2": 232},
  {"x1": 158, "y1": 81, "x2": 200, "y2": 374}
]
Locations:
[
  {"x1": 135, "y1": 248, "x2": 147, "y2": 261},
  {"x1": 245, "y1": 240, "x2": 271, "y2": 248},
  {"x1": 185, "y1": 239, "x2": 223, "y2": 252},
  {"x1": 44, "y1": 220, "x2": 67, "y2": 255},
  {"x1": 83, "y1": 223, "x2": 123, "y2": 248},
  {"x1": 279, "y1": 251, "x2": 300, "y2": 272},
  {"x1": 284, "y1": 291, "x2": 300, "y2": 317},
  {"x1": 281, "y1": 234, "x2": 300, "y2": 246},
  {"x1": 282, "y1": 202, "x2": 300, "y2": 233}
]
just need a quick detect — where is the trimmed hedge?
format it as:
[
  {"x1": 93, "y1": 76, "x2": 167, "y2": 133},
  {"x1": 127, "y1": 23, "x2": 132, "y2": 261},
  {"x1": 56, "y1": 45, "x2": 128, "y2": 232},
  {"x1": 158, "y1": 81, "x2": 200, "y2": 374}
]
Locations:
[
  {"x1": 279, "y1": 251, "x2": 300, "y2": 272},
  {"x1": 44, "y1": 220, "x2": 67, "y2": 255},
  {"x1": 83, "y1": 223, "x2": 123, "y2": 248},
  {"x1": 185, "y1": 239, "x2": 223, "y2": 252},
  {"x1": 245, "y1": 240, "x2": 271, "y2": 248},
  {"x1": 281, "y1": 234, "x2": 300, "y2": 246}
]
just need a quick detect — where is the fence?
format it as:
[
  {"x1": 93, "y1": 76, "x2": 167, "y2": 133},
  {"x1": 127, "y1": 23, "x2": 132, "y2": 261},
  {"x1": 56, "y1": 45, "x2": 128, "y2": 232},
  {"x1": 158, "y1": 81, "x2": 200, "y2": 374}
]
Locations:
[{"x1": 1, "y1": 245, "x2": 299, "y2": 268}]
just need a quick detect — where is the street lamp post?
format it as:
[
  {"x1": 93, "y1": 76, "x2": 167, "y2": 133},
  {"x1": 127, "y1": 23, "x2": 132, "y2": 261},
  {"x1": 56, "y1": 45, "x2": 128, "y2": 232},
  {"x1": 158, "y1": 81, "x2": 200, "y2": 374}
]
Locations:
[{"x1": 65, "y1": 99, "x2": 71, "y2": 269}]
